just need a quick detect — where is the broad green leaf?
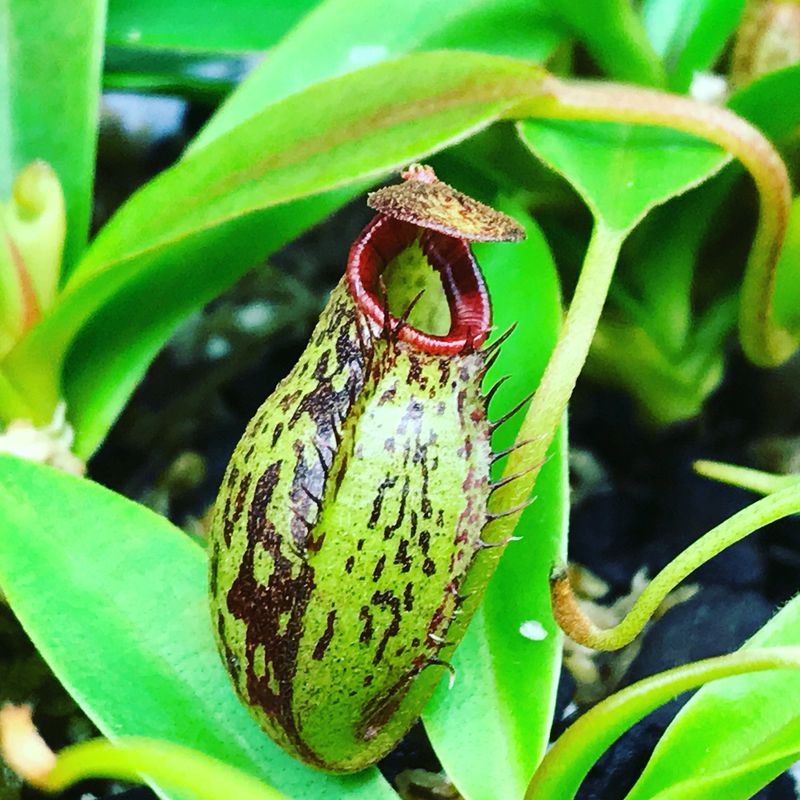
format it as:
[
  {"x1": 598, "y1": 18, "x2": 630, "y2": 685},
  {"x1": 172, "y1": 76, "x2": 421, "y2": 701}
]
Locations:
[
  {"x1": 104, "y1": 0, "x2": 318, "y2": 98},
  {"x1": 424, "y1": 199, "x2": 566, "y2": 800},
  {"x1": 420, "y1": 0, "x2": 562, "y2": 62},
  {"x1": 502, "y1": 119, "x2": 736, "y2": 532},
  {"x1": 0, "y1": 454, "x2": 397, "y2": 800},
  {"x1": 642, "y1": 0, "x2": 745, "y2": 92},
  {"x1": 517, "y1": 120, "x2": 729, "y2": 235},
  {"x1": 60, "y1": 191, "x2": 357, "y2": 456},
  {"x1": 728, "y1": 64, "x2": 800, "y2": 145},
  {"x1": 537, "y1": 0, "x2": 666, "y2": 87},
  {"x1": 1, "y1": 52, "x2": 546, "y2": 453},
  {"x1": 625, "y1": 595, "x2": 800, "y2": 800},
  {"x1": 599, "y1": 53, "x2": 798, "y2": 333},
  {"x1": 0, "y1": 0, "x2": 106, "y2": 271},
  {"x1": 106, "y1": 0, "x2": 316, "y2": 52},
  {"x1": 191, "y1": 0, "x2": 562, "y2": 152}
]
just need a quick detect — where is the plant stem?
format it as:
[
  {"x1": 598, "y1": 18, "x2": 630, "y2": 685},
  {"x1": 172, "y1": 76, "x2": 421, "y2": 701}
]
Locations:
[
  {"x1": 525, "y1": 647, "x2": 800, "y2": 800},
  {"x1": 0, "y1": 367, "x2": 36, "y2": 423},
  {"x1": 512, "y1": 77, "x2": 793, "y2": 367},
  {"x1": 46, "y1": 738, "x2": 287, "y2": 800},
  {"x1": 694, "y1": 459, "x2": 800, "y2": 495},
  {"x1": 486, "y1": 221, "x2": 625, "y2": 532},
  {"x1": 550, "y1": 482, "x2": 800, "y2": 650}
]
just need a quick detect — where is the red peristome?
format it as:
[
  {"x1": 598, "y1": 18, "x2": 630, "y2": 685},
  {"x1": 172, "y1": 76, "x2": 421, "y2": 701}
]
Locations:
[{"x1": 346, "y1": 214, "x2": 491, "y2": 355}]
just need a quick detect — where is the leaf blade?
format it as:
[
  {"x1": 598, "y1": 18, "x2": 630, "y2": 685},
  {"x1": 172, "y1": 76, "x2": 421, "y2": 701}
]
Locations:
[
  {"x1": 0, "y1": 0, "x2": 106, "y2": 271},
  {"x1": 190, "y1": 0, "x2": 562, "y2": 152},
  {"x1": 0, "y1": 455, "x2": 397, "y2": 800},
  {"x1": 642, "y1": 0, "x2": 745, "y2": 92},
  {"x1": 106, "y1": 0, "x2": 316, "y2": 52},
  {"x1": 517, "y1": 119, "x2": 728, "y2": 235},
  {"x1": 538, "y1": 0, "x2": 666, "y2": 87}
]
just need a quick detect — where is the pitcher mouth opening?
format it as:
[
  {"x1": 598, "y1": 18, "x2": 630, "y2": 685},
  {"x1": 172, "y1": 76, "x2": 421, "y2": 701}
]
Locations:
[{"x1": 346, "y1": 214, "x2": 491, "y2": 355}]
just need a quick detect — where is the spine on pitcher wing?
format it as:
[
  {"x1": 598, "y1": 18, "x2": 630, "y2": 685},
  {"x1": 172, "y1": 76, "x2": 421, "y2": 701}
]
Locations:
[{"x1": 208, "y1": 166, "x2": 526, "y2": 773}]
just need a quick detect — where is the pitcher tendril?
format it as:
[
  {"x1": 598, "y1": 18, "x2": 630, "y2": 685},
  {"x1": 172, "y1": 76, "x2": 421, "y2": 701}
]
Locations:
[
  {"x1": 208, "y1": 167, "x2": 528, "y2": 772},
  {"x1": 550, "y1": 482, "x2": 800, "y2": 651}
]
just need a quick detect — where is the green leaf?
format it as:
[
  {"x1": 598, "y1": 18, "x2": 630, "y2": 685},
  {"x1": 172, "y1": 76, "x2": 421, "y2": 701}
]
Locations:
[
  {"x1": 517, "y1": 119, "x2": 729, "y2": 235},
  {"x1": 420, "y1": 0, "x2": 562, "y2": 62},
  {"x1": 2, "y1": 51, "x2": 546, "y2": 452},
  {"x1": 191, "y1": 0, "x2": 562, "y2": 153},
  {"x1": 0, "y1": 454, "x2": 397, "y2": 800},
  {"x1": 103, "y1": 0, "x2": 319, "y2": 99},
  {"x1": 642, "y1": 0, "x2": 745, "y2": 92},
  {"x1": 625, "y1": 595, "x2": 800, "y2": 800},
  {"x1": 446, "y1": 127, "x2": 737, "y2": 739},
  {"x1": 60, "y1": 191, "x2": 356, "y2": 455},
  {"x1": 642, "y1": 746, "x2": 800, "y2": 800},
  {"x1": 537, "y1": 0, "x2": 666, "y2": 87},
  {"x1": 728, "y1": 64, "x2": 800, "y2": 146},
  {"x1": 424, "y1": 199, "x2": 566, "y2": 800},
  {"x1": 0, "y1": 0, "x2": 106, "y2": 271},
  {"x1": 106, "y1": 0, "x2": 316, "y2": 52}
]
